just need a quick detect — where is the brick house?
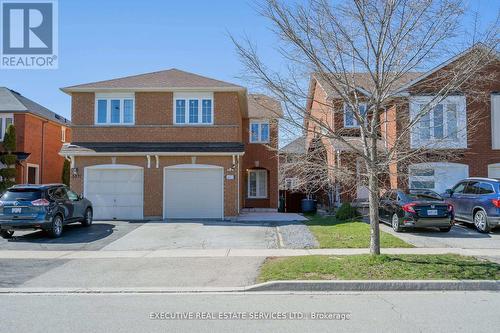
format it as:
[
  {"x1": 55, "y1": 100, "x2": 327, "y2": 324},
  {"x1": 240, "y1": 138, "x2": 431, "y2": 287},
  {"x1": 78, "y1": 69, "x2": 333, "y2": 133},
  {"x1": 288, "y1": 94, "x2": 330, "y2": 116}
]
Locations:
[
  {"x1": 0, "y1": 87, "x2": 71, "y2": 185},
  {"x1": 305, "y1": 47, "x2": 500, "y2": 204},
  {"x1": 60, "y1": 69, "x2": 281, "y2": 220}
]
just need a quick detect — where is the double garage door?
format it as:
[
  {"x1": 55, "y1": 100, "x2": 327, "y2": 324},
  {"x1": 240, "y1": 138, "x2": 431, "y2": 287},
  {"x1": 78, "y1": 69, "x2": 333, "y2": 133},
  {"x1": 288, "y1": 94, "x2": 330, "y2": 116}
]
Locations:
[{"x1": 84, "y1": 164, "x2": 223, "y2": 220}]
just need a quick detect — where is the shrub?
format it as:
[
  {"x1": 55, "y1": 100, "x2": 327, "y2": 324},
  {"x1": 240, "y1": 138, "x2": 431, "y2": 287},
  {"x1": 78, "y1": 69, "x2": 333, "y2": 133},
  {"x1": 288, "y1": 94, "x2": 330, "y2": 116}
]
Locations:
[
  {"x1": 62, "y1": 159, "x2": 70, "y2": 186},
  {"x1": 0, "y1": 168, "x2": 17, "y2": 179},
  {"x1": 335, "y1": 203, "x2": 361, "y2": 221}
]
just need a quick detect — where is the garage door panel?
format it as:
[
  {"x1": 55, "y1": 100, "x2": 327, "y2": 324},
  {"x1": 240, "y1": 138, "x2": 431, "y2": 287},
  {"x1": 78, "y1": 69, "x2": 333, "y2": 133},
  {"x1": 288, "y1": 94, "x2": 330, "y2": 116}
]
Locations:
[
  {"x1": 85, "y1": 167, "x2": 143, "y2": 220},
  {"x1": 489, "y1": 164, "x2": 500, "y2": 178},
  {"x1": 164, "y1": 167, "x2": 223, "y2": 219}
]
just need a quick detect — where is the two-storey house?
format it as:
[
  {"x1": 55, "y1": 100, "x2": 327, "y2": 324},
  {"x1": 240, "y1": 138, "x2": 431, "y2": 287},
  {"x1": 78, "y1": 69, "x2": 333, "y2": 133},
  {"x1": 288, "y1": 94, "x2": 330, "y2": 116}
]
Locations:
[
  {"x1": 305, "y1": 46, "x2": 500, "y2": 203},
  {"x1": 60, "y1": 69, "x2": 281, "y2": 220},
  {"x1": 0, "y1": 87, "x2": 71, "y2": 185}
]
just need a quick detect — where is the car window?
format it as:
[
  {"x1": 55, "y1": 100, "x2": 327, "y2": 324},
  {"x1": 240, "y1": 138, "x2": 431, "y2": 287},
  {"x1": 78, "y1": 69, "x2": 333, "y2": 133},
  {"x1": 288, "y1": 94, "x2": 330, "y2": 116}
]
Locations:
[
  {"x1": 477, "y1": 182, "x2": 495, "y2": 195},
  {"x1": 407, "y1": 192, "x2": 443, "y2": 201},
  {"x1": 464, "y1": 181, "x2": 480, "y2": 195},
  {"x1": 67, "y1": 190, "x2": 79, "y2": 201},
  {"x1": 0, "y1": 189, "x2": 42, "y2": 201},
  {"x1": 50, "y1": 187, "x2": 68, "y2": 200},
  {"x1": 452, "y1": 182, "x2": 467, "y2": 194}
]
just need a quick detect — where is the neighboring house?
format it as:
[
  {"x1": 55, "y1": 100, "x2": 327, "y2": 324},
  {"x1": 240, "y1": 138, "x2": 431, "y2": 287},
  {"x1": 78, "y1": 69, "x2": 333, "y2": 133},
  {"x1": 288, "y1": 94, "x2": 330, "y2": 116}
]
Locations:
[
  {"x1": 279, "y1": 136, "x2": 307, "y2": 212},
  {"x1": 0, "y1": 87, "x2": 71, "y2": 185},
  {"x1": 305, "y1": 46, "x2": 500, "y2": 203},
  {"x1": 60, "y1": 69, "x2": 281, "y2": 220}
]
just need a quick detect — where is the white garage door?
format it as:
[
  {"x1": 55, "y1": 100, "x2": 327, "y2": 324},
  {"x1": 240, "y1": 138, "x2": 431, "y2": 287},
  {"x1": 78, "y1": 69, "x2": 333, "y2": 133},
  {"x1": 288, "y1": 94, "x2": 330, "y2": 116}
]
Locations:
[
  {"x1": 409, "y1": 162, "x2": 469, "y2": 193},
  {"x1": 84, "y1": 165, "x2": 143, "y2": 220},
  {"x1": 164, "y1": 165, "x2": 223, "y2": 219},
  {"x1": 489, "y1": 163, "x2": 500, "y2": 178}
]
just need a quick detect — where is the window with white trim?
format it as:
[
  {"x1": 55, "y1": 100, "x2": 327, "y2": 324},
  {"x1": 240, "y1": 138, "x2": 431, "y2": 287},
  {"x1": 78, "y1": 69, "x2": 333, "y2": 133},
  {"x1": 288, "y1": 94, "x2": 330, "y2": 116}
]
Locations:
[
  {"x1": 410, "y1": 96, "x2": 466, "y2": 149},
  {"x1": 344, "y1": 103, "x2": 367, "y2": 128},
  {"x1": 61, "y1": 126, "x2": 66, "y2": 142},
  {"x1": 0, "y1": 113, "x2": 14, "y2": 141},
  {"x1": 249, "y1": 120, "x2": 270, "y2": 143},
  {"x1": 248, "y1": 169, "x2": 267, "y2": 198},
  {"x1": 95, "y1": 94, "x2": 135, "y2": 125},
  {"x1": 174, "y1": 92, "x2": 213, "y2": 125}
]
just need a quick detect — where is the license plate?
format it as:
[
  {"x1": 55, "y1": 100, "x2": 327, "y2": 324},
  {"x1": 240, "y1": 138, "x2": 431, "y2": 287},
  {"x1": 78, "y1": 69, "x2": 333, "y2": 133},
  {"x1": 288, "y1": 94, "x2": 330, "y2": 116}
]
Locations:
[
  {"x1": 11, "y1": 207, "x2": 22, "y2": 214},
  {"x1": 427, "y1": 209, "x2": 438, "y2": 216}
]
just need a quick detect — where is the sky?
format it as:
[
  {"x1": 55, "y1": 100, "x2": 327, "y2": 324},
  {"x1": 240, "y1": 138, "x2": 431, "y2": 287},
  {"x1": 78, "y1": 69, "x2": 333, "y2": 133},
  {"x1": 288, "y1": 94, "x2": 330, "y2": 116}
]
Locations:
[{"x1": 0, "y1": 0, "x2": 498, "y2": 123}]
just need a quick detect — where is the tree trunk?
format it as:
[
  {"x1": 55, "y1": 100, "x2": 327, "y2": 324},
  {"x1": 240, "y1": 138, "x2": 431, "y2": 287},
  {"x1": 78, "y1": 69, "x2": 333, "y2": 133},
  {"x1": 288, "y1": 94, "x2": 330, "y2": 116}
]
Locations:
[{"x1": 368, "y1": 169, "x2": 380, "y2": 255}]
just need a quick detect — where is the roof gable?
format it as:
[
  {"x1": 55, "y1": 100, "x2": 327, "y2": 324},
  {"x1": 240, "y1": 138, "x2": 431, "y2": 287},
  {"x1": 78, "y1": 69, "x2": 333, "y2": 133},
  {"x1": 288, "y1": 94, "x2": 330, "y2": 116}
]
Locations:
[{"x1": 62, "y1": 68, "x2": 245, "y2": 92}]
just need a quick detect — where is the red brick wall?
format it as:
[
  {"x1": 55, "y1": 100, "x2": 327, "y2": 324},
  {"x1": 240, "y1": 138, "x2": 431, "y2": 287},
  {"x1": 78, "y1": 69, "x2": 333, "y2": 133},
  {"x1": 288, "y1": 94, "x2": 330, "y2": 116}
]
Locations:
[
  {"x1": 241, "y1": 118, "x2": 279, "y2": 208},
  {"x1": 11, "y1": 113, "x2": 70, "y2": 184}
]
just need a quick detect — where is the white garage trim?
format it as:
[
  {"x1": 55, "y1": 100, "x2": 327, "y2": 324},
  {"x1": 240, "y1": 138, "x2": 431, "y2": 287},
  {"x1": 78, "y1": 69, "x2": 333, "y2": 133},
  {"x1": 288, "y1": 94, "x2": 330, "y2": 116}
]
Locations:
[
  {"x1": 488, "y1": 163, "x2": 500, "y2": 178},
  {"x1": 84, "y1": 164, "x2": 144, "y2": 220},
  {"x1": 163, "y1": 164, "x2": 224, "y2": 219}
]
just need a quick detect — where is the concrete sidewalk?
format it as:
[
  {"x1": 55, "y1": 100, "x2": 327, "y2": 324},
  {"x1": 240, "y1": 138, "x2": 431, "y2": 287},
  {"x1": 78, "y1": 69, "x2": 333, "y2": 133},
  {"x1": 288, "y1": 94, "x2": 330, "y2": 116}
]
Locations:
[{"x1": 1, "y1": 247, "x2": 500, "y2": 259}]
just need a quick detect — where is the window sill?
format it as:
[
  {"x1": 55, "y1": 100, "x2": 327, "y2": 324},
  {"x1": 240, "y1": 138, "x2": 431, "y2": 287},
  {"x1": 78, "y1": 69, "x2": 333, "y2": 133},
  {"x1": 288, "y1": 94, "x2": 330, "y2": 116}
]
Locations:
[
  {"x1": 94, "y1": 124, "x2": 136, "y2": 126},
  {"x1": 247, "y1": 197, "x2": 268, "y2": 200},
  {"x1": 249, "y1": 141, "x2": 270, "y2": 144},
  {"x1": 173, "y1": 123, "x2": 215, "y2": 126}
]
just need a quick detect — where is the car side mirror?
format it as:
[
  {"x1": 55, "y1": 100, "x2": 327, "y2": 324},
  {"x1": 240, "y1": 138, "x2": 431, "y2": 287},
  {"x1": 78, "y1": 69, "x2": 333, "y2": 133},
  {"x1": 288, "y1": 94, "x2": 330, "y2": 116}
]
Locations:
[
  {"x1": 78, "y1": 194, "x2": 83, "y2": 200},
  {"x1": 445, "y1": 189, "x2": 453, "y2": 196}
]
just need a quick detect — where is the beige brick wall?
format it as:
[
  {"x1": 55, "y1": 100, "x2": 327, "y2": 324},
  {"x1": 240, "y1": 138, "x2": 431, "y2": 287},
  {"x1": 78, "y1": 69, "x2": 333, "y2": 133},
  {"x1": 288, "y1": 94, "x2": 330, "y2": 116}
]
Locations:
[{"x1": 71, "y1": 156, "x2": 239, "y2": 218}]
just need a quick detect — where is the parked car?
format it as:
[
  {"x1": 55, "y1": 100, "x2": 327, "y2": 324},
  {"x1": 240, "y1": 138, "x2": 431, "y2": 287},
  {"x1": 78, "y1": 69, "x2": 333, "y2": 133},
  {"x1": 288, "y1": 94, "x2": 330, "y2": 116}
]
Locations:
[
  {"x1": 379, "y1": 189, "x2": 454, "y2": 232},
  {"x1": 0, "y1": 184, "x2": 93, "y2": 239},
  {"x1": 442, "y1": 178, "x2": 500, "y2": 233}
]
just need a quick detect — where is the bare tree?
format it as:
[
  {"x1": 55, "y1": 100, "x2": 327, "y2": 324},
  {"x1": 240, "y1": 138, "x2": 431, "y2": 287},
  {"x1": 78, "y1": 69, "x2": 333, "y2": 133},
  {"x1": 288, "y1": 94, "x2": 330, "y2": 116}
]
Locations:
[{"x1": 233, "y1": 0, "x2": 499, "y2": 254}]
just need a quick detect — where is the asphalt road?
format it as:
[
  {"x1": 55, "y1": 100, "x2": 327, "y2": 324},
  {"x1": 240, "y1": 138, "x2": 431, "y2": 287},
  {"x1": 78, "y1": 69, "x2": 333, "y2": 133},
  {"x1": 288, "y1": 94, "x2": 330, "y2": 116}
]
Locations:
[{"x1": 1, "y1": 291, "x2": 498, "y2": 333}]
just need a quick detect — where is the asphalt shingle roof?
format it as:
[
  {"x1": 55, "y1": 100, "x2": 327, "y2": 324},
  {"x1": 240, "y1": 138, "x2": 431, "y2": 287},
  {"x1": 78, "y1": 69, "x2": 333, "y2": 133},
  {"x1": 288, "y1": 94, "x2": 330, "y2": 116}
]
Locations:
[
  {"x1": 0, "y1": 87, "x2": 70, "y2": 125},
  {"x1": 62, "y1": 68, "x2": 244, "y2": 91}
]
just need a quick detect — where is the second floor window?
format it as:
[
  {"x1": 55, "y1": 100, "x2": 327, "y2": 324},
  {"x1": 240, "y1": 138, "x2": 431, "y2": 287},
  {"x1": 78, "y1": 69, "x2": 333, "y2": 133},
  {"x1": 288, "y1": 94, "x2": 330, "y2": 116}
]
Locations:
[
  {"x1": 95, "y1": 95, "x2": 134, "y2": 125},
  {"x1": 174, "y1": 93, "x2": 214, "y2": 125},
  {"x1": 250, "y1": 120, "x2": 270, "y2": 143},
  {"x1": 410, "y1": 95, "x2": 466, "y2": 149},
  {"x1": 344, "y1": 103, "x2": 367, "y2": 128},
  {"x1": 0, "y1": 114, "x2": 14, "y2": 141}
]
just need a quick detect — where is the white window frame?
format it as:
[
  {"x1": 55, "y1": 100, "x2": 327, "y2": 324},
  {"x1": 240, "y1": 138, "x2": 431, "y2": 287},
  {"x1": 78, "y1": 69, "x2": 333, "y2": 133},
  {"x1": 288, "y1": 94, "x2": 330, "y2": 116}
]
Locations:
[
  {"x1": 0, "y1": 113, "x2": 14, "y2": 141},
  {"x1": 61, "y1": 126, "x2": 66, "y2": 142},
  {"x1": 26, "y1": 163, "x2": 40, "y2": 184},
  {"x1": 248, "y1": 169, "x2": 268, "y2": 199},
  {"x1": 409, "y1": 95, "x2": 467, "y2": 149},
  {"x1": 95, "y1": 93, "x2": 135, "y2": 126},
  {"x1": 173, "y1": 92, "x2": 214, "y2": 125},
  {"x1": 343, "y1": 103, "x2": 367, "y2": 128},
  {"x1": 249, "y1": 119, "x2": 270, "y2": 143}
]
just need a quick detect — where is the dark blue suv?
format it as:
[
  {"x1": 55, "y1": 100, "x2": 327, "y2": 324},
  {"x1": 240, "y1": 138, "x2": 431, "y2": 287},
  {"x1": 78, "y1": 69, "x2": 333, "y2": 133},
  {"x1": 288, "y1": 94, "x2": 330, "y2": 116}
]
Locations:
[
  {"x1": 0, "y1": 184, "x2": 93, "y2": 239},
  {"x1": 442, "y1": 178, "x2": 500, "y2": 233}
]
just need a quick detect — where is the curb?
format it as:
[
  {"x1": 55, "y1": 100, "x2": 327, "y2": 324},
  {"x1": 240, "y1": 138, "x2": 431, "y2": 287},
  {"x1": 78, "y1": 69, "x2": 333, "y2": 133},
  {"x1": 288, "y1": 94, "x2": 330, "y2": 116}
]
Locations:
[
  {"x1": 245, "y1": 280, "x2": 500, "y2": 292},
  {"x1": 1, "y1": 280, "x2": 498, "y2": 294}
]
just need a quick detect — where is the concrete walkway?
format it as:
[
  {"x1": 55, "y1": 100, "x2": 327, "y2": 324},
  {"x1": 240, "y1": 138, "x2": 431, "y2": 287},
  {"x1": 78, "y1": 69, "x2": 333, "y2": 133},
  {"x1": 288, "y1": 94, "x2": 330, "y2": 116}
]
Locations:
[{"x1": 1, "y1": 247, "x2": 500, "y2": 259}]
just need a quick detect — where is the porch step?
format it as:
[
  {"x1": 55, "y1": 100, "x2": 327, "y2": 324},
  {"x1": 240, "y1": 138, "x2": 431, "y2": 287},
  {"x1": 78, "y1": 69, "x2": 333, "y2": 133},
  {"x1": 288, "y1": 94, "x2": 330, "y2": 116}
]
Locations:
[{"x1": 241, "y1": 208, "x2": 278, "y2": 213}]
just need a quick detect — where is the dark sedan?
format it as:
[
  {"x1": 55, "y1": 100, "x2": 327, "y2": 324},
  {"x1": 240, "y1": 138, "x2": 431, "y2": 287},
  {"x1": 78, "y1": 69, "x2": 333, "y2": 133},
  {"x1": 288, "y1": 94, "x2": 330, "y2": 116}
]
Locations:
[
  {"x1": 379, "y1": 189, "x2": 454, "y2": 232},
  {"x1": 0, "y1": 184, "x2": 93, "y2": 239}
]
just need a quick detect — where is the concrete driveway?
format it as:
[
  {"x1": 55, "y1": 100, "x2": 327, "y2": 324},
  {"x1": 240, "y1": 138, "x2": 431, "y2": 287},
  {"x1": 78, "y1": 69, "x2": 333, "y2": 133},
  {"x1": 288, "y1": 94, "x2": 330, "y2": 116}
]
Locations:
[{"x1": 380, "y1": 221, "x2": 500, "y2": 249}]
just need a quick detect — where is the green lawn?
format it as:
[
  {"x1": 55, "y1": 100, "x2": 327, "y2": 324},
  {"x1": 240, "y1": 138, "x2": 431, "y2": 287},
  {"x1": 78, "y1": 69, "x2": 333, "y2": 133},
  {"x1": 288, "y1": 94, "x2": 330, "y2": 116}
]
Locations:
[
  {"x1": 258, "y1": 254, "x2": 500, "y2": 282},
  {"x1": 306, "y1": 216, "x2": 412, "y2": 248}
]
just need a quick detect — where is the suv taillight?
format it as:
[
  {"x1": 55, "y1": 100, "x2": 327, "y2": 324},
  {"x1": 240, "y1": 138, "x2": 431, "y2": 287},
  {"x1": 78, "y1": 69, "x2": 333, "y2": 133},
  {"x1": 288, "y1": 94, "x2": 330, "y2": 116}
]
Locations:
[
  {"x1": 447, "y1": 204, "x2": 454, "y2": 212},
  {"x1": 492, "y1": 199, "x2": 500, "y2": 208},
  {"x1": 31, "y1": 199, "x2": 50, "y2": 206},
  {"x1": 402, "y1": 203, "x2": 416, "y2": 213}
]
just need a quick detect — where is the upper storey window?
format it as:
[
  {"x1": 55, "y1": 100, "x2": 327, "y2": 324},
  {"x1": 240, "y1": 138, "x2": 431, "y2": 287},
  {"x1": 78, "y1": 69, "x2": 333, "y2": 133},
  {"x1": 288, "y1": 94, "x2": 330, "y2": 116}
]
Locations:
[
  {"x1": 250, "y1": 119, "x2": 270, "y2": 143},
  {"x1": 174, "y1": 92, "x2": 213, "y2": 125},
  {"x1": 344, "y1": 103, "x2": 367, "y2": 128},
  {"x1": 0, "y1": 113, "x2": 14, "y2": 141},
  {"x1": 95, "y1": 93, "x2": 134, "y2": 125}
]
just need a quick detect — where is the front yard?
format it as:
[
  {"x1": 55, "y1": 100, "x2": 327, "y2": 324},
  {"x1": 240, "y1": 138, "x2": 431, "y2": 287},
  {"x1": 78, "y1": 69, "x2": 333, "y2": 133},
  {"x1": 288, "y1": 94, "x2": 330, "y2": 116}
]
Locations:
[
  {"x1": 305, "y1": 216, "x2": 412, "y2": 248},
  {"x1": 258, "y1": 254, "x2": 500, "y2": 282}
]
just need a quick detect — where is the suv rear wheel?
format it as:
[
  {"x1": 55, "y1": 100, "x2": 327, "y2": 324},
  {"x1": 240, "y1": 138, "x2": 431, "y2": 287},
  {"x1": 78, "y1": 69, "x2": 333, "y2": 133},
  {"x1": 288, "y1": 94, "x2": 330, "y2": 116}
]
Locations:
[
  {"x1": 0, "y1": 230, "x2": 14, "y2": 239},
  {"x1": 473, "y1": 210, "x2": 490, "y2": 233},
  {"x1": 47, "y1": 215, "x2": 63, "y2": 238}
]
